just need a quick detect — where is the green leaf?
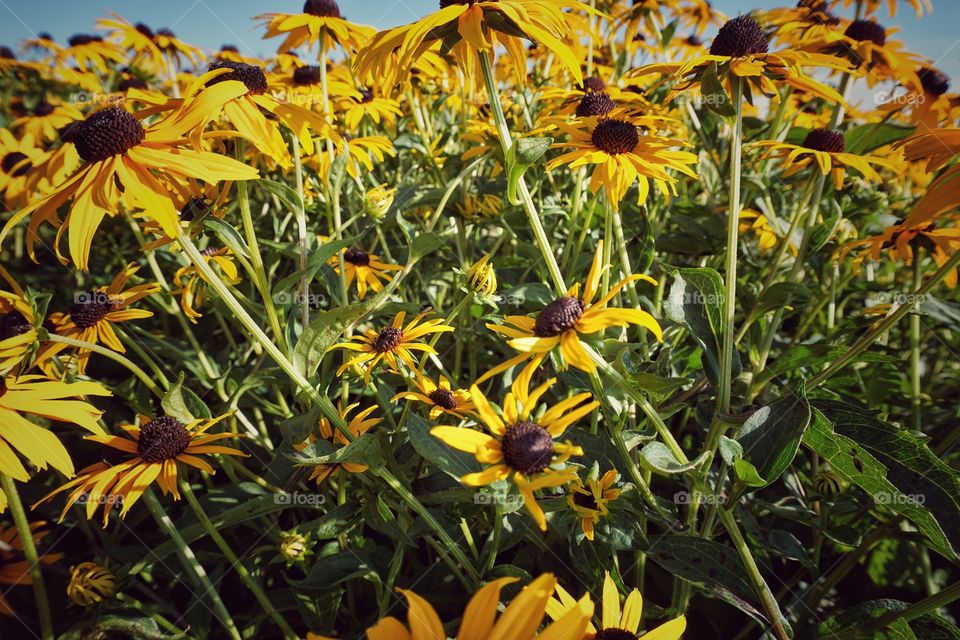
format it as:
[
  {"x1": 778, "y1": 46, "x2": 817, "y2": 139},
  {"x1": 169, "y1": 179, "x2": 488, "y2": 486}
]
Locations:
[
  {"x1": 845, "y1": 123, "x2": 915, "y2": 155},
  {"x1": 736, "y1": 386, "x2": 811, "y2": 487},
  {"x1": 203, "y1": 218, "x2": 251, "y2": 259},
  {"x1": 700, "y1": 62, "x2": 737, "y2": 118},
  {"x1": 161, "y1": 373, "x2": 212, "y2": 422},
  {"x1": 754, "y1": 282, "x2": 811, "y2": 318},
  {"x1": 407, "y1": 413, "x2": 481, "y2": 479},
  {"x1": 804, "y1": 403, "x2": 960, "y2": 560},
  {"x1": 819, "y1": 599, "x2": 916, "y2": 639},
  {"x1": 292, "y1": 433, "x2": 382, "y2": 467},
  {"x1": 272, "y1": 237, "x2": 352, "y2": 297},
  {"x1": 753, "y1": 344, "x2": 892, "y2": 388},
  {"x1": 638, "y1": 441, "x2": 708, "y2": 475},
  {"x1": 409, "y1": 231, "x2": 448, "y2": 262},
  {"x1": 506, "y1": 136, "x2": 552, "y2": 205},
  {"x1": 289, "y1": 551, "x2": 380, "y2": 590}
]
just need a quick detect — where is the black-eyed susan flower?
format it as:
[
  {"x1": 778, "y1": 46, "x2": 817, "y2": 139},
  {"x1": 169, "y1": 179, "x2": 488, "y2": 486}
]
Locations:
[
  {"x1": 151, "y1": 28, "x2": 206, "y2": 70},
  {"x1": 339, "y1": 88, "x2": 403, "y2": 132},
  {"x1": 49, "y1": 263, "x2": 161, "y2": 375},
  {"x1": 294, "y1": 401, "x2": 381, "y2": 484},
  {"x1": 478, "y1": 240, "x2": 663, "y2": 383},
  {"x1": 330, "y1": 312, "x2": 454, "y2": 383},
  {"x1": 432, "y1": 373, "x2": 596, "y2": 530},
  {"x1": 0, "y1": 373, "x2": 109, "y2": 485},
  {"x1": 11, "y1": 98, "x2": 84, "y2": 143},
  {"x1": 36, "y1": 413, "x2": 246, "y2": 525},
  {"x1": 393, "y1": 373, "x2": 477, "y2": 421},
  {"x1": 363, "y1": 573, "x2": 594, "y2": 640},
  {"x1": 57, "y1": 34, "x2": 124, "y2": 75},
  {"x1": 0, "y1": 129, "x2": 45, "y2": 208},
  {"x1": 328, "y1": 245, "x2": 402, "y2": 300},
  {"x1": 830, "y1": 0, "x2": 931, "y2": 21},
  {"x1": 173, "y1": 246, "x2": 241, "y2": 322},
  {"x1": 256, "y1": 0, "x2": 375, "y2": 54},
  {"x1": 0, "y1": 98, "x2": 259, "y2": 270},
  {"x1": 566, "y1": 469, "x2": 621, "y2": 541},
  {"x1": 0, "y1": 522, "x2": 62, "y2": 615},
  {"x1": 0, "y1": 288, "x2": 37, "y2": 373},
  {"x1": 315, "y1": 134, "x2": 394, "y2": 180},
  {"x1": 739, "y1": 209, "x2": 797, "y2": 254},
  {"x1": 354, "y1": 0, "x2": 594, "y2": 88},
  {"x1": 547, "y1": 572, "x2": 686, "y2": 640},
  {"x1": 752, "y1": 127, "x2": 893, "y2": 189},
  {"x1": 546, "y1": 116, "x2": 698, "y2": 209},
  {"x1": 67, "y1": 562, "x2": 116, "y2": 606},
  {"x1": 467, "y1": 253, "x2": 498, "y2": 295},
  {"x1": 802, "y1": 18, "x2": 921, "y2": 87},
  {"x1": 896, "y1": 128, "x2": 960, "y2": 223}
]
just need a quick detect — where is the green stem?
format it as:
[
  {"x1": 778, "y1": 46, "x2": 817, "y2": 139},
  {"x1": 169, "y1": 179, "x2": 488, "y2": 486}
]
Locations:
[
  {"x1": 1, "y1": 475, "x2": 53, "y2": 640},
  {"x1": 477, "y1": 51, "x2": 566, "y2": 296},
  {"x1": 910, "y1": 252, "x2": 923, "y2": 430},
  {"x1": 180, "y1": 481, "x2": 298, "y2": 639},
  {"x1": 291, "y1": 133, "x2": 311, "y2": 330}
]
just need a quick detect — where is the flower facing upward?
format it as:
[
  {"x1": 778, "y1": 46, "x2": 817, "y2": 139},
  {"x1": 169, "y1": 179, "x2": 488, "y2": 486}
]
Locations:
[
  {"x1": 330, "y1": 312, "x2": 454, "y2": 383},
  {"x1": 393, "y1": 373, "x2": 478, "y2": 421},
  {"x1": 36, "y1": 413, "x2": 246, "y2": 525},
  {"x1": 432, "y1": 372, "x2": 597, "y2": 530},
  {"x1": 478, "y1": 240, "x2": 663, "y2": 384},
  {"x1": 364, "y1": 573, "x2": 594, "y2": 640},
  {"x1": 567, "y1": 469, "x2": 621, "y2": 541},
  {"x1": 294, "y1": 402, "x2": 381, "y2": 484},
  {"x1": 547, "y1": 572, "x2": 686, "y2": 640},
  {"x1": 67, "y1": 562, "x2": 116, "y2": 606}
]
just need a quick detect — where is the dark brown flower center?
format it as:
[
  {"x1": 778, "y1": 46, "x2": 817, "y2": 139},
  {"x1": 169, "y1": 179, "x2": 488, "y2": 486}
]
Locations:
[
  {"x1": 207, "y1": 61, "x2": 268, "y2": 95},
  {"x1": 501, "y1": 421, "x2": 554, "y2": 475},
  {"x1": 802, "y1": 128, "x2": 845, "y2": 153},
  {"x1": 440, "y1": 0, "x2": 489, "y2": 6},
  {"x1": 343, "y1": 247, "x2": 370, "y2": 266},
  {"x1": 293, "y1": 65, "x2": 322, "y2": 86},
  {"x1": 373, "y1": 326, "x2": 403, "y2": 353},
  {"x1": 581, "y1": 76, "x2": 606, "y2": 93},
  {"x1": 0, "y1": 312, "x2": 31, "y2": 341},
  {"x1": 591, "y1": 119, "x2": 638, "y2": 155},
  {"x1": 919, "y1": 67, "x2": 950, "y2": 96},
  {"x1": 358, "y1": 88, "x2": 375, "y2": 103},
  {"x1": 0, "y1": 47, "x2": 15, "y2": 60},
  {"x1": 74, "y1": 107, "x2": 145, "y2": 163},
  {"x1": 685, "y1": 34, "x2": 703, "y2": 46},
  {"x1": 845, "y1": 19, "x2": 885, "y2": 46},
  {"x1": 572, "y1": 490, "x2": 599, "y2": 511},
  {"x1": 33, "y1": 101, "x2": 54, "y2": 117},
  {"x1": 534, "y1": 296, "x2": 585, "y2": 337},
  {"x1": 137, "y1": 415, "x2": 192, "y2": 462},
  {"x1": 429, "y1": 388, "x2": 458, "y2": 410},
  {"x1": 709, "y1": 15, "x2": 769, "y2": 57},
  {"x1": 594, "y1": 629, "x2": 639, "y2": 640},
  {"x1": 68, "y1": 34, "x2": 103, "y2": 47},
  {"x1": 135, "y1": 23, "x2": 155, "y2": 38},
  {"x1": 221, "y1": 44, "x2": 239, "y2": 53},
  {"x1": 119, "y1": 76, "x2": 148, "y2": 92},
  {"x1": 70, "y1": 292, "x2": 115, "y2": 329},
  {"x1": 304, "y1": 0, "x2": 341, "y2": 17},
  {"x1": 1, "y1": 152, "x2": 31, "y2": 177},
  {"x1": 576, "y1": 92, "x2": 616, "y2": 118}
]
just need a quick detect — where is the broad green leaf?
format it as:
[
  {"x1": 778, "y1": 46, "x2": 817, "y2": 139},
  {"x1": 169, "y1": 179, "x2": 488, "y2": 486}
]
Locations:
[
  {"x1": 407, "y1": 413, "x2": 481, "y2": 479},
  {"x1": 506, "y1": 136, "x2": 552, "y2": 205},
  {"x1": 203, "y1": 218, "x2": 251, "y2": 259},
  {"x1": 701, "y1": 62, "x2": 737, "y2": 117},
  {"x1": 754, "y1": 344, "x2": 892, "y2": 387},
  {"x1": 819, "y1": 599, "x2": 916, "y2": 639},
  {"x1": 161, "y1": 373, "x2": 211, "y2": 422},
  {"x1": 289, "y1": 551, "x2": 380, "y2": 590},
  {"x1": 291, "y1": 433, "x2": 382, "y2": 467},
  {"x1": 845, "y1": 122, "x2": 915, "y2": 155},
  {"x1": 736, "y1": 386, "x2": 811, "y2": 486},
  {"x1": 638, "y1": 441, "x2": 708, "y2": 475},
  {"x1": 272, "y1": 237, "x2": 352, "y2": 297}
]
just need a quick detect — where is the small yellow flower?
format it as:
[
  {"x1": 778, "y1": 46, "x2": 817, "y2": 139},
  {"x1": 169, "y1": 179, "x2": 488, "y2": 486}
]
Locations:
[
  {"x1": 363, "y1": 185, "x2": 397, "y2": 219},
  {"x1": 295, "y1": 402, "x2": 381, "y2": 483},
  {"x1": 567, "y1": 469, "x2": 621, "y2": 541},
  {"x1": 279, "y1": 532, "x2": 312, "y2": 564},
  {"x1": 67, "y1": 562, "x2": 116, "y2": 606},
  {"x1": 393, "y1": 373, "x2": 477, "y2": 421},
  {"x1": 467, "y1": 254, "x2": 498, "y2": 295}
]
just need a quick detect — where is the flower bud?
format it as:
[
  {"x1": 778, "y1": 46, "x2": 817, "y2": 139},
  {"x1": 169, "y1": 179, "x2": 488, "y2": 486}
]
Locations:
[
  {"x1": 467, "y1": 254, "x2": 497, "y2": 295},
  {"x1": 363, "y1": 185, "x2": 396, "y2": 219}
]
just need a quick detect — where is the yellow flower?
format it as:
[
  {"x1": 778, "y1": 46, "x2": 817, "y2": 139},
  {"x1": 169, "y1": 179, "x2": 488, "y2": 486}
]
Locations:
[
  {"x1": 896, "y1": 128, "x2": 960, "y2": 223},
  {"x1": 478, "y1": 240, "x2": 663, "y2": 384},
  {"x1": 339, "y1": 89, "x2": 403, "y2": 131},
  {"x1": 36, "y1": 413, "x2": 246, "y2": 525},
  {"x1": 567, "y1": 469, "x2": 621, "y2": 541},
  {"x1": 467, "y1": 253, "x2": 498, "y2": 295},
  {"x1": 315, "y1": 135, "x2": 395, "y2": 180},
  {"x1": 329, "y1": 311, "x2": 454, "y2": 383},
  {"x1": 279, "y1": 531, "x2": 312, "y2": 564},
  {"x1": 0, "y1": 280, "x2": 38, "y2": 374},
  {"x1": 0, "y1": 128, "x2": 46, "y2": 209},
  {"x1": 173, "y1": 246, "x2": 240, "y2": 322},
  {"x1": 294, "y1": 402, "x2": 381, "y2": 483},
  {"x1": 546, "y1": 116, "x2": 698, "y2": 210},
  {"x1": 329, "y1": 245, "x2": 402, "y2": 300},
  {"x1": 547, "y1": 572, "x2": 686, "y2": 640},
  {"x1": 739, "y1": 209, "x2": 797, "y2": 255},
  {"x1": 256, "y1": 0, "x2": 375, "y2": 54},
  {"x1": 363, "y1": 184, "x2": 397, "y2": 219},
  {"x1": 0, "y1": 373, "x2": 109, "y2": 486},
  {"x1": 393, "y1": 373, "x2": 478, "y2": 421},
  {"x1": 67, "y1": 562, "x2": 116, "y2": 606},
  {"x1": 10, "y1": 98, "x2": 84, "y2": 143},
  {"x1": 49, "y1": 263, "x2": 161, "y2": 375},
  {"x1": 431, "y1": 372, "x2": 596, "y2": 530},
  {"x1": 363, "y1": 573, "x2": 594, "y2": 640}
]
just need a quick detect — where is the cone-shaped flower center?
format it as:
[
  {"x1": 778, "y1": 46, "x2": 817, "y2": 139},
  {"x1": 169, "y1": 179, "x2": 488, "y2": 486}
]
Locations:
[
  {"x1": 572, "y1": 489, "x2": 600, "y2": 511},
  {"x1": 304, "y1": 0, "x2": 342, "y2": 17},
  {"x1": 429, "y1": 388, "x2": 458, "y2": 410},
  {"x1": 373, "y1": 326, "x2": 403, "y2": 353},
  {"x1": 293, "y1": 65, "x2": 322, "y2": 86},
  {"x1": 69, "y1": 34, "x2": 103, "y2": 47},
  {"x1": 135, "y1": 23, "x2": 155, "y2": 38},
  {"x1": 577, "y1": 92, "x2": 616, "y2": 118},
  {"x1": 343, "y1": 247, "x2": 371, "y2": 266},
  {"x1": 70, "y1": 292, "x2": 115, "y2": 329},
  {"x1": 207, "y1": 61, "x2": 268, "y2": 95},
  {"x1": 594, "y1": 629, "x2": 639, "y2": 640},
  {"x1": 534, "y1": 296, "x2": 585, "y2": 337},
  {"x1": 845, "y1": 19, "x2": 886, "y2": 46},
  {"x1": 0, "y1": 312, "x2": 31, "y2": 341},
  {"x1": 709, "y1": 15, "x2": 769, "y2": 57},
  {"x1": 1, "y1": 152, "x2": 31, "y2": 177},
  {"x1": 581, "y1": 76, "x2": 606, "y2": 93},
  {"x1": 137, "y1": 415, "x2": 192, "y2": 462},
  {"x1": 74, "y1": 107, "x2": 145, "y2": 163},
  {"x1": 34, "y1": 101, "x2": 54, "y2": 117},
  {"x1": 502, "y1": 421, "x2": 554, "y2": 475},
  {"x1": 802, "y1": 128, "x2": 845, "y2": 153},
  {"x1": 919, "y1": 67, "x2": 950, "y2": 96}
]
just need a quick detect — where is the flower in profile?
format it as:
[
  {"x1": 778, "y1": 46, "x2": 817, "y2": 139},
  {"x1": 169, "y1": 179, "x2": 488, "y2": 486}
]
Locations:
[
  {"x1": 364, "y1": 573, "x2": 593, "y2": 640},
  {"x1": 739, "y1": 209, "x2": 797, "y2": 254},
  {"x1": 315, "y1": 134, "x2": 395, "y2": 180},
  {"x1": 467, "y1": 253, "x2": 498, "y2": 295},
  {"x1": 548, "y1": 572, "x2": 686, "y2": 640},
  {"x1": 830, "y1": 0, "x2": 931, "y2": 20},
  {"x1": 0, "y1": 373, "x2": 109, "y2": 486},
  {"x1": 330, "y1": 312, "x2": 454, "y2": 383},
  {"x1": 457, "y1": 192, "x2": 504, "y2": 219},
  {"x1": 294, "y1": 402, "x2": 381, "y2": 483},
  {"x1": 328, "y1": 245, "x2": 402, "y2": 300},
  {"x1": 547, "y1": 116, "x2": 698, "y2": 209},
  {"x1": 567, "y1": 469, "x2": 621, "y2": 541},
  {"x1": 49, "y1": 263, "x2": 160, "y2": 375},
  {"x1": 478, "y1": 240, "x2": 663, "y2": 384},
  {"x1": 632, "y1": 14, "x2": 850, "y2": 105},
  {"x1": 0, "y1": 522, "x2": 62, "y2": 615},
  {"x1": 393, "y1": 373, "x2": 477, "y2": 421},
  {"x1": 802, "y1": 17, "x2": 921, "y2": 87},
  {"x1": 173, "y1": 246, "x2": 241, "y2": 322},
  {"x1": 354, "y1": 0, "x2": 594, "y2": 88},
  {"x1": 57, "y1": 34, "x2": 124, "y2": 75},
  {"x1": 432, "y1": 373, "x2": 596, "y2": 530},
  {"x1": 97, "y1": 15, "x2": 203, "y2": 72},
  {"x1": 256, "y1": 0, "x2": 375, "y2": 54},
  {"x1": 752, "y1": 127, "x2": 892, "y2": 189},
  {"x1": 339, "y1": 88, "x2": 403, "y2": 131},
  {"x1": 0, "y1": 98, "x2": 259, "y2": 270},
  {"x1": 36, "y1": 413, "x2": 246, "y2": 525},
  {"x1": 67, "y1": 562, "x2": 116, "y2": 606},
  {"x1": 0, "y1": 129, "x2": 46, "y2": 208},
  {"x1": 0, "y1": 289, "x2": 37, "y2": 373},
  {"x1": 895, "y1": 128, "x2": 960, "y2": 223},
  {"x1": 11, "y1": 97, "x2": 84, "y2": 143}
]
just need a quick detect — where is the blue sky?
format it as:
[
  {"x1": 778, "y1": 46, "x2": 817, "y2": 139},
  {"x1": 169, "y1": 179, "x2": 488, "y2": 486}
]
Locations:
[{"x1": 1, "y1": 0, "x2": 958, "y2": 81}]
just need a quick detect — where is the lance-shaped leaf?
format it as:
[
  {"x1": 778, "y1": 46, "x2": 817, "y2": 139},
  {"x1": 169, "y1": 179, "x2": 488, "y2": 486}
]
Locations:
[{"x1": 736, "y1": 386, "x2": 811, "y2": 487}]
